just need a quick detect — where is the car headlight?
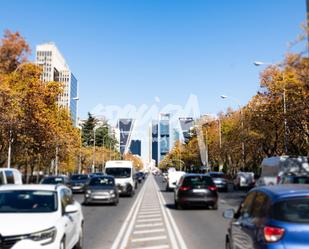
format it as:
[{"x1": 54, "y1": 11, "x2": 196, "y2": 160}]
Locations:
[
  {"x1": 86, "y1": 189, "x2": 91, "y2": 194},
  {"x1": 109, "y1": 190, "x2": 115, "y2": 194},
  {"x1": 29, "y1": 227, "x2": 57, "y2": 245}
]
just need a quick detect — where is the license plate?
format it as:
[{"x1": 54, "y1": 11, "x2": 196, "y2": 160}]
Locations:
[
  {"x1": 93, "y1": 196, "x2": 108, "y2": 199},
  {"x1": 193, "y1": 189, "x2": 206, "y2": 193}
]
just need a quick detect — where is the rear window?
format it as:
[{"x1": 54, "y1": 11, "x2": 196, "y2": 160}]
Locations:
[
  {"x1": 89, "y1": 177, "x2": 114, "y2": 186},
  {"x1": 41, "y1": 177, "x2": 64, "y2": 184},
  {"x1": 5, "y1": 171, "x2": 14, "y2": 184},
  {"x1": 282, "y1": 176, "x2": 309, "y2": 184},
  {"x1": 183, "y1": 176, "x2": 214, "y2": 187},
  {"x1": 272, "y1": 198, "x2": 309, "y2": 223}
]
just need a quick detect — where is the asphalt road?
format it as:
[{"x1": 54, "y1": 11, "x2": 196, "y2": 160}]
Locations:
[
  {"x1": 74, "y1": 180, "x2": 146, "y2": 249},
  {"x1": 75, "y1": 175, "x2": 245, "y2": 249}
]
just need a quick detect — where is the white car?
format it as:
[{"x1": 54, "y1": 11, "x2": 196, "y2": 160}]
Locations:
[
  {"x1": 0, "y1": 184, "x2": 84, "y2": 249},
  {"x1": 166, "y1": 171, "x2": 186, "y2": 191}
]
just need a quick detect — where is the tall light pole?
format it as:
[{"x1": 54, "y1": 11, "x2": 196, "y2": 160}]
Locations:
[
  {"x1": 220, "y1": 95, "x2": 245, "y2": 169},
  {"x1": 254, "y1": 61, "x2": 288, "y2": 154},
  {"x1": 92, "y1": 126, "x2": 99, "y2": 173}
]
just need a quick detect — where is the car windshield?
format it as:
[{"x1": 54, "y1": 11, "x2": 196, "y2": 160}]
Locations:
[
  {"x1": 105, "y1": 168, "x2": 131, "y2": 178},
  {"x1": 41, "y1": 177, "x2": 64, "y2": 184},
  {"x1": 283, "y1": 176, "x2": 309, "y2": 184},
  {"x1": 272, "y1": 197, "x2": 309, "y2": 223},
  {"x1": 71, "y1": 175, "x2": 88, "y2": 181},
  {"x1": 0, "y1": 190, "x2": 57, "y2": 213},
  {"x1": 89, "y1": 177, "x2": 114, "y2": 186},
  {"x1": 183, "y1": 176, "x2": 214, "y2": 187}
]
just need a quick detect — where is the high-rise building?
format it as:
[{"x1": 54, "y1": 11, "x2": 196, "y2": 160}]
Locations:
[
  {"x1": 179, "y1": 117, "x2": 194, "y2": 143},
  {"x1": 130, "y1": 140, "x2": 141, "y2": 156},
  {"x1": 118, "y1": 119, "x2": 135, "y2": 155},
  {"x1": 151, "y1": 121, "x2": 159, "y2": 164},
  {"x1": 159, "y1": 114, "x2": 171, "y2": 161},
  {"x1": 36, "y1": 42, "x2": 78, "y2": 126}
]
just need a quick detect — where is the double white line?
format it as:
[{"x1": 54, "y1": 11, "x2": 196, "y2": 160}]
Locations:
[{"x1": 110, "y1": 176, "x2": 188, "y2": 249}]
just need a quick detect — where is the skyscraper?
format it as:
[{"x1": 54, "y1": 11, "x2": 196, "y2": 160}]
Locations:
[
  {"x1": 118, "y1": 119, "x2": 135, "y2": 155},
  {"x1": 130, "y1": 140, "x2": 141, "y2": 156},
  {"x1": 179, "y1": 117, "x2": 194, "y2": 143},
  {"x1": 36, "y1": 42, "x2": 78, "y2": 126}
]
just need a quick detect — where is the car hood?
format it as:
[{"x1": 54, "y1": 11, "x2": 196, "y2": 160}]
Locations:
[{"x1": 0, "y1": 212, "x2": 59, "y2": 236}]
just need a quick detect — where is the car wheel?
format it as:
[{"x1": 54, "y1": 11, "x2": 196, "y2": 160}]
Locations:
[
  {"x1": 75, "y1": 225, "x2": 84, "y2": 249},
  {"x1": 175, "y1": 200, "x2": 182, "y2": 210},
  {"x1": 60, "y1": 237, "x2": 66, "y2": 249},
  {"x1": 211, "y1": 203, "x2": 218, "y2": 210},
  {"x1": 166, "y1": 185, "x2": 170, "y2": 192}
]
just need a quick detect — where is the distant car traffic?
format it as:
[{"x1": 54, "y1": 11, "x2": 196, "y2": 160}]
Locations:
[
  {"x1": 279, "y1": 174, "x2": 309, "y2": 184},
  {"x1": 209, "y1": 172, "x2": 228, "y2": 192},
  {"x1": 40, "y1": 175, "x2": 72, "y2": 188},
  {"x1": 233, "y1": 172, "x2": 255, "y2": 190},
  {"x1": 0, "y1": 184, "x2": 84, "y2": 249},
  {"x1": 166, "y1": 171, "x2": 186, "y2": 191},
  {"x1": 224, "y1": 184, "x2": 309, "y2": 249},
  {"x1": 70, "y1": 174, "x2": 90, "y2": 193},
  {"x1": 135, "y1": 172, "x2": 145, "y2": 183},
  {"x1": 84, "y1": 176, "x2": 119, "y2": 205},
  {"x1": 105, "y1": 160, "x2": 137, "y2": 197},
  {"x1": 174, "y1": 174, "x2": 218, "y2": 210}
]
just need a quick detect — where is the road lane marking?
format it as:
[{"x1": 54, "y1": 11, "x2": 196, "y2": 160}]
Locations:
[
  {"x1": 132, "y1": 235, "x2": 167, "y2": 243},
  {"x1": 155, "y1": 179, "x2": 188, "y2": 249},
  {"x1": 132, "y1": 245, "x2": 169, "y2": 249},
  {"x1": 138, "y1": 214, "x2": 161, "y2": 218},
  {"x1": 110, "y1": 179, "x2": 147, "y2": 249},
  {"x1": 137, "y1": 218, "x2": 162, "y2": 223},
  {"x1": 133, "y1": 228, "x2": 165, "y2": 235},
  {"x1": 135, "y1": 222, "x2": 164, "y2": 228}
]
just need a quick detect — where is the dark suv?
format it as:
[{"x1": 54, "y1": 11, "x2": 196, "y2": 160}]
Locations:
[{"x1": 174, "y1": 174, "x2": 218, "y2": 210}]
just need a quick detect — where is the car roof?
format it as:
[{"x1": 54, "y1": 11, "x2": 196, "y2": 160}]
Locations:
[
  {"x1": 91, "y1": 175, "x2": 114, "y2": 179},
  {"x1": 183, "y1": 173, "x2": 211, "y2": 177},
  {"x1": 0, "y1": 184, "x2": 62, "y2": 191},
  {"x1": 251, "y1": 184, "x2": 309, "y2": 201},
  {"x1": 43, "y1": 175, "x2": 67, "y2": 178}
]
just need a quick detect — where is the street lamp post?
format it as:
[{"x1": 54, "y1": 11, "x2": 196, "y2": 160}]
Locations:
[
  {"x1": 92, "y1": 127, "x2": 98, "y2": 173},
  {"x1": 7, "y1": 129, "x2": 12, "y2": 168},
  {"x1": 254, "y1": 61, "x2": 288, "y2": 154},
  {"x1": 220, "y1": 95, "x2": 245, "y2": 169}
]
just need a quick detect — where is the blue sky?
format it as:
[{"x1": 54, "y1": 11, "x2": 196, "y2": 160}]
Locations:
[
  {"x1": 0, "y1": 0, "x2": 307, "y2": 156},
  {"x1": 0, "y1": 0, "x2": 306, "y2": 117}
]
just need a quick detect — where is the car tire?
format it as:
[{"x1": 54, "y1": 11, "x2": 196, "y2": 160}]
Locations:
[
  {"x1": 175, "y1": 200, "x2": 183, "y2": 210},
  {"x1": 60, "y1": 237, "x2": 66, "y2": 249},
  {"x1": 75, "y1": 225, "x2": 84, "y2": 249}
]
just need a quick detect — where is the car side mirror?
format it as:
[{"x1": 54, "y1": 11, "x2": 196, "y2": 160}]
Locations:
[
  {"x1": 65, "y1": 204, "x2": 78, "y2": 214},
  {"x1": 223, "y1": 208, "x2": 235, "y2": 219}
]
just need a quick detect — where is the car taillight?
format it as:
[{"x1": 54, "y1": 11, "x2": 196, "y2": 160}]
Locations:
[
  {"x1": 208, "y1": 186, "x2": 217, "y2": 191},
  {"x1": 264, "y1": 226, "x2": 285, "y2": 243},
  {"x1": 179, "y1": 186, "x2": 191, "y2": 191}
]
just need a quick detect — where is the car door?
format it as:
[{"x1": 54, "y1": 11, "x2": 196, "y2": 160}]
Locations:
[
  {"x1": 60, "y1": 189, "x2": 76, "y2": 248},
  {"x1": 231, "y1": 191, "x2": 256, "y2": 249}
]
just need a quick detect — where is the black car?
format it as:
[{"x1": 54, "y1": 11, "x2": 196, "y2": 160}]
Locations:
[
  {"x1": 84, "y1": 176, "x2": 119, "y2": 205},
  {"x1": 40, "y1": 175, "x2": 71, "y2": 187},
  {"x1": 135, "y1": 172, "x2": 144, "y2": 183},
  {"x1": 174, "y1": 174, "x2": 218, "y2": 210},
  {"x1": 209, "y1": 172, "x2": 228, "y2": 192},
  {"x1": 70, "y1": 174, "x2": 90, "y2": 193}
]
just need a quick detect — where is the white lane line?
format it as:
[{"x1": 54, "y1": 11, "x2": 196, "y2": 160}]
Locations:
[
  {"x1": 135, "y1": 222, "x2": 164, "y2": 228},
  {"x1": 155, "y1": 180, "x2": 188, "y2": 249},
  {"x1": 110, "y1": 178, "x2": 147, "y2": 249},
  {"x1": 139, "y1": 210, "x2": 161, "y2": 215},
  {"x1": 137, "y1": 218, "x2": 162, "y2": 223},
  {"x1": 133, "y1": 228, "x2": 165, "y2": 235},
  {"x1": 132, "y1": 245, "x2": 170, "y2": 249},
  {"x1": 132, "y1": 235, "x2": 167, "y2": 243},
  {"x1": 139, "y1": 214, "x2": 161, "y2": 218}
]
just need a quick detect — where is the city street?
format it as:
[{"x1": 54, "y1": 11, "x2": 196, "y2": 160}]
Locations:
[{"x1": 76, "y1": 175, "x2": 245, "y2": 249}]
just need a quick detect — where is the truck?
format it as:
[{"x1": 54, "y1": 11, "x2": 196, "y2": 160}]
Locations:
[
  {"x1": 105, "y1": 160, "x2": 137, "y2": 197},
  {"x1": 256, "y1": 156, "x2": 309, "y2": 186}
]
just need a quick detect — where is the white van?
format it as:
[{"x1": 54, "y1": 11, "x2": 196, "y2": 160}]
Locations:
[
  {"x1": 256, "y1": 156, "x2": 309, "y2": 186},
  {"x1": 166, "y1": 171, "x2": 186, "y2": 191},
  {"x1": 0, "y1": 168, "x2": 23, "y2": 185},
  {"x1": 105, "y1": 160, "x2": 136, "y2": 197}
]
